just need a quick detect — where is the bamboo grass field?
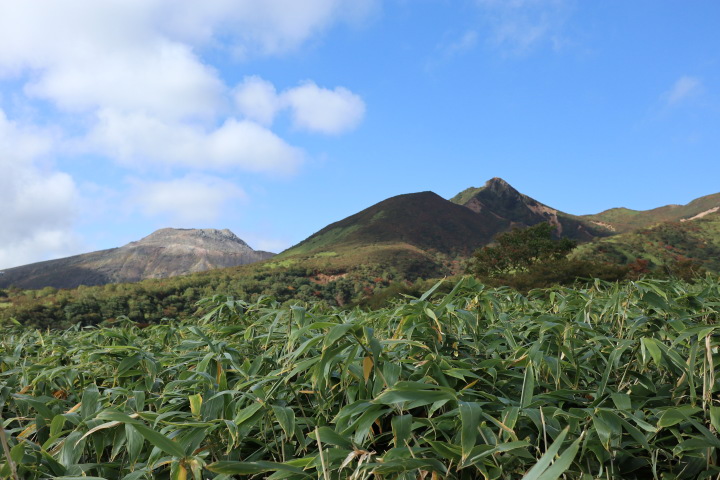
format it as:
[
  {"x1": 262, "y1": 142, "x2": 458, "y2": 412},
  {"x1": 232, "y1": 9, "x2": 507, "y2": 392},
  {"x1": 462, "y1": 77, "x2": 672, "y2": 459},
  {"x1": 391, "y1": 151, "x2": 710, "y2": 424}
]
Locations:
[{"x1": 2, "y1": 276, "x2": 720, "y2": 479}]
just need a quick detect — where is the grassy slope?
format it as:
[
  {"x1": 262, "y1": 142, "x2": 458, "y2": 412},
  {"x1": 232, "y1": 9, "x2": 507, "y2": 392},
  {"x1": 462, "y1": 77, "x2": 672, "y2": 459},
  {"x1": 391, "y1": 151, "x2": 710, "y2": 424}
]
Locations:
[
  {"x1": 573, "y1": 212, "x2": 720, "y2": 272},
  {"x1": 582, "y1": 192, "x2": 720, "y2": 233},
  {"x1": 278, "y1": 191, "x2": 511, "y2": 275}
]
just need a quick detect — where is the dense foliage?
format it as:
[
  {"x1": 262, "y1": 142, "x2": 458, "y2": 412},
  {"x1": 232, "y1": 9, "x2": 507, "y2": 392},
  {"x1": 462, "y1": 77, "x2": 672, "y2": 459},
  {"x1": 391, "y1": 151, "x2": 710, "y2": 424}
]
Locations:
[
  {"x1": 466, "y1": 223, "x2": 630, "y2": 291},
  {"x1": 574, "y1": 214, "x2": 720, "y2": 276},
  {"x1": 466, "y1": 223, "x2": 577, "y2": 278},
  {"x1": 0, "y1": 264, "x2": 416, "y2": 329},
  {"x1": 2, "y1": 277, "x2": 720, "y2": 478}
]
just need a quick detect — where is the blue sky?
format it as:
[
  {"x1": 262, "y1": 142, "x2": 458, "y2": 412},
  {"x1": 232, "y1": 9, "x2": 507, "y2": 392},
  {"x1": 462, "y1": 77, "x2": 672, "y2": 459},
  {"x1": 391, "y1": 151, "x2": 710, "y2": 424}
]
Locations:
[{"x1": 1, "y1": 0, "x2": 719, "y2": 268}]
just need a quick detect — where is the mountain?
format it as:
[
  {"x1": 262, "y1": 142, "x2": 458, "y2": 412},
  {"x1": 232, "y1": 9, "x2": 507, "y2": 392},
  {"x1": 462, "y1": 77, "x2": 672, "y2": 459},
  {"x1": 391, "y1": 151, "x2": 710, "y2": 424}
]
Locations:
[
  {"x1": 274, "y1": 179, "x2": 615, "y2": 278},
  {"x1": 450, "y1": 177, "x2": 608, "y2": 241},
  {"x1": 573, "y1": 211, "x2": 720, "y2": 273},
  {"x1": 274, "y1": 191, "x2": 512, "y2": 278},
  {"x1": 580, "y1": 192, "x2": 720, "y2": 234},
  {"x1": 0, "y1": 228, "x2": 274, "y2": 290}
]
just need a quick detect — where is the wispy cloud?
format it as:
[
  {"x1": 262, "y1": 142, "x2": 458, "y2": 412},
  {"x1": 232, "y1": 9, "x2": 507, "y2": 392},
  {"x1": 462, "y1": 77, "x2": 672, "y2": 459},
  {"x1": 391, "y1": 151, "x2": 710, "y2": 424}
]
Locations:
[
  {"x1": 663, "y1": 76, "x2": 703, "y2": 106},
  {"x1": 475, "y1": 0, "x2": 572, "y2": 54},
  {"x1": 425, "y1": 30, "x2": 479, "y2": 71},
  {"x1": 129, "y1": 175, "x2": 246, "y2": 226},
  {"x1": 446, "y1": 30, "x2": 479, "y2": 56}
]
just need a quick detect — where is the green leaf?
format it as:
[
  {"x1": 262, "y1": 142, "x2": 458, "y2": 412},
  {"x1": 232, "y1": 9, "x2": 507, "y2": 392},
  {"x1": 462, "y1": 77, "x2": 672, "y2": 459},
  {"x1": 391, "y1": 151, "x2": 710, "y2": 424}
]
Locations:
[
  {"x1": 10, "y1": 440, "x2": 24, "y2": 464},
  {"x1": 710, "y1": 406, "x2": 720, "y2": 432},
  {"x1": 272, "y1": 405, "x2": 296, "y2": 439},
  {"x1": 373, "y1": 382, "x2": 456, "y2": 407},
  {"x1": 126, "y1": 424, "x2": 143, "y2": 464},
  {"x1": 521, "y1": 427, "x2": 569, "y2": 480},
  {"x1": 310, "y1": 426, "x2": 353, "y2": 449},
  {"x1": 530, "y1": 432, "x2": 582, "y2": 480},
  {"x1": 207, "y1": 460, "x2": 304, "y2": 475},
  {"x1": 641, "y1": 337, "x2": 663, "y2": 366},
  {"x1": 323, "y1": 323, "x2": 355, "y2": 349},
  {"x1": 133, "y1": 423, "x2": 186, "y2": 458},
  {"x1": 80, "y1": 384, "x2": 100, "y2": 420},
  {"x1": 392, "y1": 414, "x2": 412, "y2": 447},
  {"x1": 96, "y1": 410, "x2": 143, "y2": 425},
  {"x1": 459, "y1": 402, "x2": 482, "y2": 461},
  {"x1": 521, "y1": 363, "x2": 535, "y2": 408},
  {"x1": 53, "y1": 477, "x2": 110, "y2": 480},
  {"x1": 657, "y1": 406, "x2": 702, "y2": 428},
  {"x1": 234, "y1": 402, "x2": 264, "y2": 426}
]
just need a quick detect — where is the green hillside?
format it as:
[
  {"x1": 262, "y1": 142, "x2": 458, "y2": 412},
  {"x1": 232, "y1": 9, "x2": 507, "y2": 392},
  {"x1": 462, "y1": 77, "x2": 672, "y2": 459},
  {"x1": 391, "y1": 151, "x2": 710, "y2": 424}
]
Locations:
[
  {"x1": 573, "y1": 212, "x2": 720, "y2": 273},
  {"x1": 282, "y1": 191, "x2": 509, "y2": 258},
  {"x1": 582, "y1": 192, "x2": 720, "y2": 234},
  {"x1": 2, "y1": 179, "x2": 719, "y2": 329}
]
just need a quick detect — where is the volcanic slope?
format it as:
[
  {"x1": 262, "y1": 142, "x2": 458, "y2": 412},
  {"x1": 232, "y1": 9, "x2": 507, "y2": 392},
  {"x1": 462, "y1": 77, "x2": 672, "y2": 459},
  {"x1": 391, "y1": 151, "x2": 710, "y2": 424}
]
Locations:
[
  {"x1": 450, "y1": 177, "x2": 609, "y2": 241},
  {"x1": 275, "y1": 190, "x2": 513, "y2": 277},
  {"x1": 0, "y1": 228, "x2": 275, "y2": 289}
]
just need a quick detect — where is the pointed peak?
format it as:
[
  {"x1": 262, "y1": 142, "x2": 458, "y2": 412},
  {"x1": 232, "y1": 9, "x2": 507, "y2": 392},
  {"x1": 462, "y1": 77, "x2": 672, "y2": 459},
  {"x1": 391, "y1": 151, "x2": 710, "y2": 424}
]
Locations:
[
  {"x1": 483, "y1": 177, "x2": 517, "y2": 193},
  {"x1": 486, "y1": 177, "x2": 510, "y2": 186}
]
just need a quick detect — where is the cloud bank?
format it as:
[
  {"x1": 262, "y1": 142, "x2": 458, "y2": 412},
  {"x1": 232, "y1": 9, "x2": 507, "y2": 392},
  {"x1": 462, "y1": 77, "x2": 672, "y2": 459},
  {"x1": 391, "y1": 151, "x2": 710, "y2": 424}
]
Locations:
[
  {"x1": 0, "y1": 1, "x2": 371, "y2": 264},
  {"x1": 0, "y1": 110, "x2": 80, "y2": 268}
]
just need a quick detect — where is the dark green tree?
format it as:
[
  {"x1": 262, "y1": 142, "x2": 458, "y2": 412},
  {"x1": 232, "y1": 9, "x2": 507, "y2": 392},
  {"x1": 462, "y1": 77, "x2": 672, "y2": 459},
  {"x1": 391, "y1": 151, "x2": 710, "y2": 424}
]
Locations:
[{"x1": 467, "y1": 222, "x2": 577, "y2": 277}]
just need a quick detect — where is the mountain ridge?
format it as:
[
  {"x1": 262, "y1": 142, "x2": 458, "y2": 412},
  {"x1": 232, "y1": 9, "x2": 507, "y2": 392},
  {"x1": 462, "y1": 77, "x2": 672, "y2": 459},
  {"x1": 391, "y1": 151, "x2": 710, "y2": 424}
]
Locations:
[
  {"x1": 0, "y1": 228, "x2": 274, "y2": 290},
  {"x1": 3, "y1": 178, "x2": 719, "y2": 291}
]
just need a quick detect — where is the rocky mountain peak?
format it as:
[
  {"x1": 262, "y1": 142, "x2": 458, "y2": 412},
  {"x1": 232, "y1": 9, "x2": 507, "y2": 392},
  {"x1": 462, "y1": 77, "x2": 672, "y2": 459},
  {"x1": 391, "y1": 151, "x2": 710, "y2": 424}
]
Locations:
[
  {"x1": 0, "y1": 228, "x2": 274, "y2": 289},
  {"x1": 482, "y1": 177, "x2": 520, "y2": 197},
  {"x1": 131, "y1": 228, "x2": 250, "y2": 249}
]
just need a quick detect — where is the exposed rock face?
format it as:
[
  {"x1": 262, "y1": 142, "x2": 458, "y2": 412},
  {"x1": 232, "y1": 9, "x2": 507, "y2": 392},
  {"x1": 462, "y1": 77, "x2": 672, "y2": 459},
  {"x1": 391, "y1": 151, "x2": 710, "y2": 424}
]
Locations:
[
  {"x1": 0, "y1": 228, "x2": 275, "y2": 289},
  {"x1": 450, "y1": 178, "x2": 606, "y2": 241}
]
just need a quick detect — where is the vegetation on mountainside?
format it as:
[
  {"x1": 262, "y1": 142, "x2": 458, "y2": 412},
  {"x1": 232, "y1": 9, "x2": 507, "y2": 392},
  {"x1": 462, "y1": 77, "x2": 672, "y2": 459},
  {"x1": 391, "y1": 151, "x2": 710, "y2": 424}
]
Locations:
[
  {"x1": 574, "y1": 213, "x2": 720, "y2": 276},
  {"x1": 280, "y1": 191, "x2": 508, "y2": 260},
  {"x1": 582, "y1": 193, "x2": 720, "y2": 234},
  {"x1": 0, "y1": 260, "x2": 442, "y2": 329},
  {"x1": 2, "y1": 277, "x2": 720, "y2": 478},
  {"x1": 466, "y1": 223, "x2": 630, "y2": 291},
  {"x1": 466, "y1": 223, "x2": 577, "y2": 277}
]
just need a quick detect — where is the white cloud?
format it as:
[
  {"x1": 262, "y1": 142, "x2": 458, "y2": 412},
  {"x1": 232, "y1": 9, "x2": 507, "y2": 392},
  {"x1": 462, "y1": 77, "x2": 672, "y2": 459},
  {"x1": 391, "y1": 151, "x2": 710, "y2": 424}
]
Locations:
[
  {"x1": 0, "y1": 110, "x2": 81, "y2": 268},
  {"x1": 183, "y1": 0, "x2": 380, "y2": 56},
  {"x1": 0, "y1": 2, "x2": 366, "y2": 169},
  {"x1": 0, "y1": 1, "x2": 372, "y2": 265},
  {"x1": 0, "y1": 1, "x2": 375, "y2": 119},
  {"x1": 664, "y1": 76, "x2": 703, "y2": 106},
  {"x1": 130, "y1": 175, "x2": 246, "y2": 225},
  {"x1": 284, "y1": 82, "x2": 366, "y2": 134},
  {"x1": 87, "y1": 110, "x2": 304, "y2": 174},
  {"x1": 233, "y1": 76, "x2": 282, "y2": 125},
  {"x1": 233, "y1": 77, "x2": 366, "y2": 135},
  {"x1": 475, "y1": 0, "x2": 571, "y2": 53}
]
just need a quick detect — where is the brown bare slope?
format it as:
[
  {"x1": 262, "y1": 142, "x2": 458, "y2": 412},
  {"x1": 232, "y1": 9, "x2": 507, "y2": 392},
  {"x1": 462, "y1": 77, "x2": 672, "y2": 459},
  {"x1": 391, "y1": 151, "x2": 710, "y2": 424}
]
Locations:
[
  {"x1": 450, "y1": 177, "x2": 609, "y2": 241},
  {"x1": 282, "y1": 191, "x2": 510, "y2": 257},
  {"x1": 0, "y1": 228, "x2": 274, "y2": 289}
]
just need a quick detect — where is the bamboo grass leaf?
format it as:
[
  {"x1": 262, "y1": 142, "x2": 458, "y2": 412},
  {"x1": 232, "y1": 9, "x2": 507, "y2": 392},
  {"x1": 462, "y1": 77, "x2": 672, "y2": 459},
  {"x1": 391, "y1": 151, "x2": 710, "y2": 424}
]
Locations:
[{"x1": 133, "y1": 423, "x2": 186, "y2": 458}]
